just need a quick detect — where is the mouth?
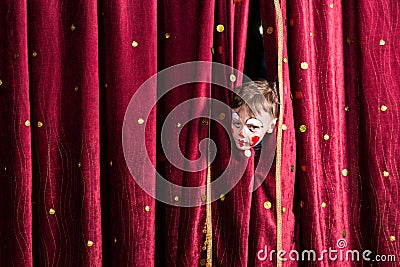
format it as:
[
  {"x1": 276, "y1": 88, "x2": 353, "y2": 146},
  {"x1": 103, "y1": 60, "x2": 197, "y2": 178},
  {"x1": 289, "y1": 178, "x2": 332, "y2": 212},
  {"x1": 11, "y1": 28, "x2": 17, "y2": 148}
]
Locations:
[{"x1": 238, "y1": 139, "x2": 249, "y2": 148}]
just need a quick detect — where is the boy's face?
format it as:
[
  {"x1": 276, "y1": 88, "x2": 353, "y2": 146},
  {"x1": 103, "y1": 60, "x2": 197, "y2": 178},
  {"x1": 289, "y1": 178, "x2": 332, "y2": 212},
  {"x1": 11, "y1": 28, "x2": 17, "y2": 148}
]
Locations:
[{"x1": 231, "y1": 107, "x2": 276, "y2": 151}]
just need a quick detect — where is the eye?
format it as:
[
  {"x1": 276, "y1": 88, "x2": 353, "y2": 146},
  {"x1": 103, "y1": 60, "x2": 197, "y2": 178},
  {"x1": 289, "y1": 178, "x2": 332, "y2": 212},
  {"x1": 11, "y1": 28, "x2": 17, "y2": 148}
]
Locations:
[
  {"x1": 247, "y1": 124, "x2": 260, "y2": 132},
  {"x1": 233, "y1": 121, "x2": 242, "y2": 128}
]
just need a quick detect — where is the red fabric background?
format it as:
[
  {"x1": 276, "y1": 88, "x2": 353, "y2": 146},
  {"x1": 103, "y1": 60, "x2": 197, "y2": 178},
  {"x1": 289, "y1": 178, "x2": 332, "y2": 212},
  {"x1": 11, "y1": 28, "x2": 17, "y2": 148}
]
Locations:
[{"x1": 0, "y1": 0, "x2": 399, "y2": 266}]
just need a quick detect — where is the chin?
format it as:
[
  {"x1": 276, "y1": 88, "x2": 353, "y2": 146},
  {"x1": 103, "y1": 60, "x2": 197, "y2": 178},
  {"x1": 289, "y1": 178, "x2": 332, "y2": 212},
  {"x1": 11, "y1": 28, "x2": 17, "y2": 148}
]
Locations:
[{"x1": 235, "y1": 144, "x2": 251, "y2": 151}]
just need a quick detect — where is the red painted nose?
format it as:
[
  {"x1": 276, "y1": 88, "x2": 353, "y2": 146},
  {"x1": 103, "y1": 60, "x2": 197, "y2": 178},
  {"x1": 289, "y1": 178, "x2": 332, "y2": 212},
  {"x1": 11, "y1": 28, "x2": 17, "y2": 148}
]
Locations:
[{"x1": 239, "y1": 131, "x2": 244, "y2": 137}]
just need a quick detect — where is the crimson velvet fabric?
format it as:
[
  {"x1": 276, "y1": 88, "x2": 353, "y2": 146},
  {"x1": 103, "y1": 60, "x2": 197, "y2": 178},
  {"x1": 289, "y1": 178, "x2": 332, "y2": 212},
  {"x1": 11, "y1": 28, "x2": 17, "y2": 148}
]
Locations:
[{"x1": 0, "y1": 1, "x2": 399, "y2": 267}]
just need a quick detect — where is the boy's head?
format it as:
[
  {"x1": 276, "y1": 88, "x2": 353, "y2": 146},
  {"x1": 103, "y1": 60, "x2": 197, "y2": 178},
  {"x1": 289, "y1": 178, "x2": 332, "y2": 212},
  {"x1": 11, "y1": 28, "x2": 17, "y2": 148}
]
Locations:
[{"x1": 231, "y1": 80, "x2": 279, "y2": 151}]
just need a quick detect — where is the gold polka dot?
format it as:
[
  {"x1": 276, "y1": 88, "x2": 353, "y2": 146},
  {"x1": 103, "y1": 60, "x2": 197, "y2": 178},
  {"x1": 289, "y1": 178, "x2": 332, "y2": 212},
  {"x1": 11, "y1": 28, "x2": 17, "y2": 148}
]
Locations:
[
  {"x1": 344, "y1": 106, "x2": 350, "y2": 112},
  {"x1": 300, "y1": 201, "x2": 304, "y2": 208},
  {"x1": 25, "y1": 120, "x2": 30, "y2": 127},
  {"x1": 282, "y1": 124, "x2": 287, "y2": 131},
  {"x1": 104, "y1": 83, "x2": 108, "y2": 88},
  {"x1": 218, "y1": 113, "x2": 225, "y2": 120},
  {"x1": 380, "y1": 105, "x2": 388, "y2": 112},
  {"x1": 347, "y1": 37, "x2": 355, "y2": 44},
  {"x1": 264, "y1": 201, "x2": 272, "y2": 209},
  {"x1": 309, "y1": 32, "x2": 314, "y2": 37},
  {"x1": 383, "y1": 171, "x2": 389, "y2": 177},
  {"x1": 114, "y1": 238, "x2": 117, "y2": 243},
  {"x1": 389, "y1": 236, "x2": 396, "y2": 242},
  {"x1": 323, "y1": 134, "x2": 330, "y2": 141},
  {"x1": 216, "y1": 24, "x2": 225, "y2": 32},
  {"x1": 165, "y1": 33, "x2": 171, "y2": 39},
  {"x1": 0, "y1": 79, "x2": 2, "y2": 85},
  {"x1": 177, "y1": 122, "x2": 182, "y2": 128},
  {"x1": 379, "y1": 39, "x2": 386, "y2": 46},
  {"x1": 299, "y1": 125, "x2": 307, "y2": 133},
  {"x1": 145, "y1": 205, "x2": 150, "y2": 212},
  {"x1": 32, "y1": 51, "x2": 38, "y2": 57},
  {"x1": 49, "y1": 209, "x2": 55, "y2": 215},
  {"x1": 342, "y1": 169, "x2": 348, "y2": 176},
  {"x1": 300, "y1": 62, "x2": 309, "y2": 70},
  {"x1": 219, "y1": 194, "x2": 225, "y2": 201},
  {"x1": 201, "y1": 119, "x2": 209, "y2": 126},
  {"x1": 201, "y1": 194, "x2": 207, "y2": 202},
  {"x1": 282, "y1": 207, "x2": 287, "y2": 213},
  {"x1": 87, "y1": 240, "x2": 94, "y2": 247},
  {"x1": 74, "y1": 86, "x2": 79, "y2": 92},
  {"x1": 266, "y1": 26, "x2": 274, "y2": 34},
  {"x1": 174, "y1": 196, "x2": 180, "y2": 202},
  {"x1": 229, "y1": 74, "x2": 236, "y2": 82},
  {"x1": 244, "y1": 149, "x2": 251, "y2": 158},
  {"x1": 321, "y1": 202, "x2": 327, "y2": 208},
  {"x1": 109, "y1": 161, "x2": 113, "y2": 166},
  {"x1": 329, "y1": 3, "x2": 334, "y2": 8},
  {"x1": 78, "y1": 162, "x2": 82, "y2": 168},
  {"x1": 70, "y1": 24, "x2": 76, "y2": 31},
  {"x1": 283, "y1": 57, "x2": 288, "y2": 63},
  {"x1": 37, "y1": 121, "x2": 43, "y2": 128},
  {"x1": 131, "y1": 41, "x2": 138, "y2": 47},
  {"x1": 137, "y1": 118, "x2": 144, "y2": 125}
]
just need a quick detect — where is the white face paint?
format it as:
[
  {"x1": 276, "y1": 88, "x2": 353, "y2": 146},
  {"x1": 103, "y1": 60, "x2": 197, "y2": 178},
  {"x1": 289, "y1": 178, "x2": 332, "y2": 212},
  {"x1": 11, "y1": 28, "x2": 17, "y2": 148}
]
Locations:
[{"x1": 231, "y1": 107, "x2": 276, "y2": 151}]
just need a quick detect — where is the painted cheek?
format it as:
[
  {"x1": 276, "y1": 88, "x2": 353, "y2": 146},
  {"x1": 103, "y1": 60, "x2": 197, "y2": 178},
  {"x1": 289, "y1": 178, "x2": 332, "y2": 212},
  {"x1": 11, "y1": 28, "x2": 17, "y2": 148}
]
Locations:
[{"x1": 251, "y1": 136, "x2": 260, "y2": 146}]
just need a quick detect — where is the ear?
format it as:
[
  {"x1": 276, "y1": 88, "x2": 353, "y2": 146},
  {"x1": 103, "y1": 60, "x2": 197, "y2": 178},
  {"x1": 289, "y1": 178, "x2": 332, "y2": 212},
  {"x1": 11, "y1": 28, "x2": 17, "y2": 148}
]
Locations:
[{"x1": 266, "y1": 118, "x2": 277, "y2": 133}]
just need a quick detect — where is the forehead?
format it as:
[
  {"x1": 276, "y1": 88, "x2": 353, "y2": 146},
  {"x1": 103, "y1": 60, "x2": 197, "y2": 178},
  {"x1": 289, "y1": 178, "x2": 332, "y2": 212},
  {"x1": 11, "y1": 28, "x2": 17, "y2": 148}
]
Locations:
[{"x1": 233, "y1": 107, "x2": 269, "y2": 121}]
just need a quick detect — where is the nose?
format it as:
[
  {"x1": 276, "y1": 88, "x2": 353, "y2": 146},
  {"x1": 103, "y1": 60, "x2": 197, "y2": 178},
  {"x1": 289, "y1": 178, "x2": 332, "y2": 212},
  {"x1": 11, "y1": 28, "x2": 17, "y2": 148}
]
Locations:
[{"x1": 239, "y1": 126, "x2": 251, "y2": 138}]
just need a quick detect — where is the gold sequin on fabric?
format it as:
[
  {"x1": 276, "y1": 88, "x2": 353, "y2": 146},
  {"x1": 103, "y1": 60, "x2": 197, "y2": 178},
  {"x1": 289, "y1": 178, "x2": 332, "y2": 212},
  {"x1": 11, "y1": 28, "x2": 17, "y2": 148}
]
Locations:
[
  {"x1": 300, "y1": 62, "x2": 309, "y2": 70},
  {"x1": 78, "y1": 162, "x2": 82, "y2": 168},
  {"x1": 70, "y1": 24, "x2": 76, "y2": 31},
  {"x1": 380, "y1": 105, "x2": 388, "y2": 112},
  {"x1": 109, "y1": 161, "x2": 113, "y2": 167},
  {"x1": 266, "y1": 27, "x2": 274, "y2": 34},
  {"x1": 165, "y1": 33, "x2": 171, "y2": 39},
  {"x1": 329, "y1": 3, "x2": 334, "y2": 8},
  {"x1": 201, "y1": 194, "x2": 207, "y2": 202},
  {"x1": 145, "y1": 205, "x2": 150, "y2": 212},
  {"x1": 177, "y1": 122, "x2": 182, "y2": 128},
  {"x1": 25, "y1": 120, "x2": 30, "y2": 127},
  {"x1": 87, "y1": 241, "x2": 94, "y2": 247},
  {"x1": 174, "y1": 196, "x2": 180, "y2": 202},
  {"x1": 32, "y1": 51, "x2": 38, "y2": 57},
  {"x1": 347, "y1": 37, "x2": 355, "y2": 44},
  {"x1": 342, "y1": 169, "x2": 348, "y2": 177},
  {"x1": 0, "y1": 79, "x2": 2, "y2": 85},
  {"x1": 282, "y1": 124, "x2": 287, "y2": 131},
  {"x1": 137, "y1": 118, "x2": 144, "y2": 125},
  {"x1": 300, "y1": 201, "x2": 304, "y2": 208},
  {"x1": 216, "y1": 24, "x2": 225, "y2": 32},
  {"x1": 390, "y1": 236, "x2": 396, "y2": 242},
  {"x1": 309, "y1": 32, "x2": 314, "y2": 37},
  {"x1": 321, "y1": 202, "x2": 327, "y2": 208},
  {"x1": 264, "y1": 201, "x2": 272, "y2": 209},
  {"x1": 344, "y1": 106, "x2": 350, "y2": 112},
  {"x1": 37, "y1": 121, "x2": 43, "y2": 128},
  {"x1": 229, "y1": 74, "x2": 236, "y2": 82},
  {"x1": 219, "y1": 194, "x2": 225, "y2": 201},
  {"x1": 49, "y1": 209, "x2": 55, "y2": 215},
  {"x1": 283, "y1": 57, "x2": 288, "y2": 63},
  {"x1": 201, "y1": 119, "x2": 209, "y2": 126},
  {"x1": 323, "y1": 134, "x2": 330, "y2": 141},
  {"x1": 299, "y1": 125, "x2": 307, "y2": 133},
  {"x1": 383, "y1": 171, "x2": 389, "y2": 177},
  {"x1": 14, "y1": 53, "x2": 20, "y2": 59},
  {"x1": 131, "y1": 41, "x2": 138, "y2": 47},
  {"x1": 218, "y1": 113, "x2": 225, "y2": 120},
  {"x1": 379, "y1": 39, "x2": 386, "y2": 46},
  {"x1": 282, "y1": 207, "x2": 287, "y2": 213},
  {"x1": 74, "y1": 86, "x2": 79, "y2": 92}
]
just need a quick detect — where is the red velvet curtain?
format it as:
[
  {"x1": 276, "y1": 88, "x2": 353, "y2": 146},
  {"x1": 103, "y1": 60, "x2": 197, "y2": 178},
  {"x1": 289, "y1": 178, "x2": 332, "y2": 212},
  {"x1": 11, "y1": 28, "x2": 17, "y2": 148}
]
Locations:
[{"x1": 0, "y1": 0, "x2": 399, "y2": 267}]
